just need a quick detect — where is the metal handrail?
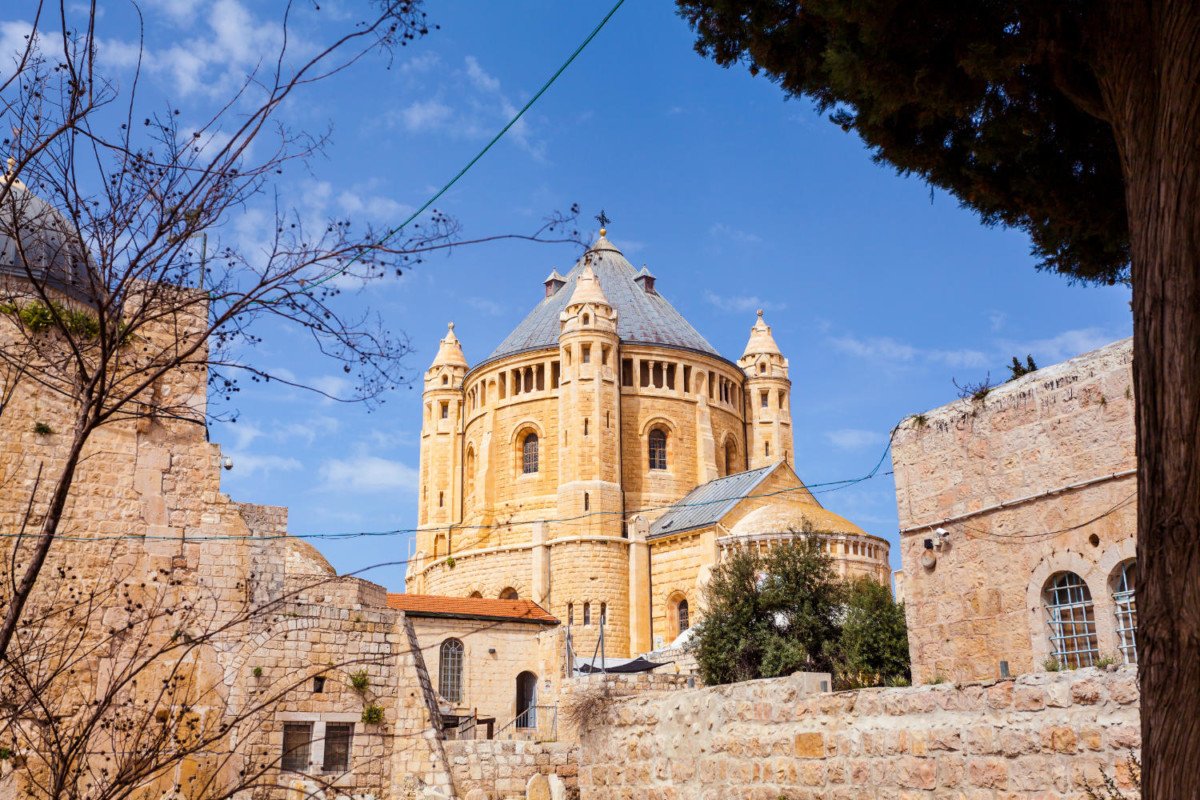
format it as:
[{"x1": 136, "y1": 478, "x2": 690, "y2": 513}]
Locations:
[{"x1": 493, "y1": 704, "x2": 558, "y2": 741}]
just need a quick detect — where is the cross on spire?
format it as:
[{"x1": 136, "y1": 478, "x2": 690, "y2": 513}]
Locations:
[{"x1": 595, "y1": 209, "x2": 611, "y2": 232}]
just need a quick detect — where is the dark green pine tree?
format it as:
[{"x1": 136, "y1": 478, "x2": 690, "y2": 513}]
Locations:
[{"x1": 676, "y1": 3, "x2": 1198, "y2": 794}]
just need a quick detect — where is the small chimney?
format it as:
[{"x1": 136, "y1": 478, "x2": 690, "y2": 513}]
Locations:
[
  {"x1": 544, "y1": 269, "x2": 566, "y2": 298},
  {"x1": 634, "y1": 266, "x2": 656, "y2": 295}
]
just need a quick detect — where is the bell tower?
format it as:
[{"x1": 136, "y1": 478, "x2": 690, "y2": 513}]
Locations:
[
  {"x1": 739, "y1": 310, "x2": 794, "y2": 469},
  {"x1": 556, "y1": 261, "x2": 623, "y2": 536},
  {"x1": 417, "y1": 322, "x2": 467, "y2": 558}
]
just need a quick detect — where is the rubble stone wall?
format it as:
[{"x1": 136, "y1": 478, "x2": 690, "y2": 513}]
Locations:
[
  {"x1": 576, "y1": 666, "x2": 1141, "y2": 799},
  {"x1": 444, "y1": 740, "x2": 580, "y2": 800}
]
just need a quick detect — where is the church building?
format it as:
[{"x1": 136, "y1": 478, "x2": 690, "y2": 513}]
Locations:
[{"x1": 404, "y1": 229, "x2": 891, "y2": 667}]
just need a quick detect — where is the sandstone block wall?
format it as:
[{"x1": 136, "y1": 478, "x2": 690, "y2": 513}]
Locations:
[
  {"x1": 892, "y1": 339, "x2": 1137, "y2": 682},
  {"x1": 445, "y1": 740, "x2": 580, "y2": 800},
  {"x1": 576, "y1": 667, "x2": 1140, "y2": 799}
]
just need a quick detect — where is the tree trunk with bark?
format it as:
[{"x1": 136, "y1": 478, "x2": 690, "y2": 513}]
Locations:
[{"x1": 1095, "y1": 2, "x2": 1200, "y2": 797}]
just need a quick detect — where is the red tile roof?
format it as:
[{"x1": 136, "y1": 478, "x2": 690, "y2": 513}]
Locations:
[{"x1": 386, "y1": 594, "x2": 559, "y2": 625}]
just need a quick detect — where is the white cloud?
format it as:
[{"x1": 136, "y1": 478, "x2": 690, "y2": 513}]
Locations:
[
  {"x1": 229, "y1": 421, "x2": 263, "y2": 450},
  {"x1": 400, "y1": 51, "x2": 440, "y2": 74},
  {"x1": 826, "y1": 428, "x2": 886, "y2": 451},
  {"x1": 999, "y1": 327, "x2": 1116, "y2": 365},
  {"x1": 988, "y1": 311, "x2": 1007, "y2": 332},
  {"x1": 319, "y1": 455, "x2": 419, "y2": 493},
  {"x1": 398, "y1": 99, "x2": 454, "y2": 132},
  {"x1": 704, "y1": 291, "x2": 785, "y2": 314},
  {"x1": 709, "y1": 223, "x2": 762, "y2": 245},
  {"x1": 465, "y1": 296, "x2": 505, "y2": 316},
  {"x1": 228, "y1": 452, "x2": 302, "y2": 477},
  {"x1": 309, "y1": 374, "x2": 352, "y2": 400},
  {"x1": 388, "y1": 55, "x2": 547, "y2": 160},
  {"x1": 829, "y1": 335, "x2": 988, "y2": 369}
]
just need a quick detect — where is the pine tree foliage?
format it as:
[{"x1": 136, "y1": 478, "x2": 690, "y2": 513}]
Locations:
[{"x1": 675, "y1": 1, "x2": 1129, "y2": 284}]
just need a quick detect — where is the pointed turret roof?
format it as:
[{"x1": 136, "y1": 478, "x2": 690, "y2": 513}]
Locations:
[
  {"x1": 487, "y1": 235, "x2": 717, "y2": 360},
  {"x1": 567, "y1": 264, "x2": 609, "y2": 307},
  {"x1": 742, "y1": 310, "x2": 781, "y2": 357},
  {"x1": 431, "y1": 322, "x2": 468, "y2": 368}
]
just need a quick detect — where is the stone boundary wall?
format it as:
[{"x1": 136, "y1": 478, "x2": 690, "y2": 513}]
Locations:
[
  {"x1": 577, "y1": 666, "x2": 1141, "y2": 799},
  {"x1": 557, "y1": 672, "x2": 693, "y2": 743},
  {"x1": 444, "y1": 740, "x2": 580, "y2": 799}
]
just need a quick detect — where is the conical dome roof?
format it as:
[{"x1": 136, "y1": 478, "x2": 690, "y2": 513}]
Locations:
[
  {"x1": 567, "y1": 264, "x2": 609, "y2": 307},
  {"x1": 742, "y1": 309, "x2": 782, "y2": 357},
  {"x1": 431, "y1": 322, "x2": 468, "y2": 368},
  {"x1": 0, "y1": 178, "x2": 90, "y2": 301},
  {"x1": 487, "y1": 235, "x2": 716, "y2": 361}
]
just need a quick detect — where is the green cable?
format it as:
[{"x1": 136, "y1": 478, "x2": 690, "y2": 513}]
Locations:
[{"x1": 304, "y1": 0, "x2": 628, "y2": 293}]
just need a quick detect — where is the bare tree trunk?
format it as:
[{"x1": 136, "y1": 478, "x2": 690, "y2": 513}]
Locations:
[{"x1": 1099, "y1": 2, "x2": 1200, "y2": 797}]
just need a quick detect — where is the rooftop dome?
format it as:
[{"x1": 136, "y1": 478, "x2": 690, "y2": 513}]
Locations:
[
  {"x1": 730, "y1": 500, "x2": 868, "y2": 539},
  {"x1": 487, "y1": 233, "x2": 717, "y2": 362},
  {"x1": 0, "y1": 177, "x2": 89, "y2": 301}
]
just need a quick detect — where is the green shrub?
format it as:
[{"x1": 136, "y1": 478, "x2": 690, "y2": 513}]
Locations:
[
  {"x1": 252, "y1": 666, "x2": 263, "y2": 678},
  {"x1": 361, "y1": 704, "x2": 384, "y2": 725},
  {"x1": 350, "y1": 669, "x2": 370, "y2": 692},
  {"x1": 33, "y1": 422, "x2": 53, "y2": 436}
]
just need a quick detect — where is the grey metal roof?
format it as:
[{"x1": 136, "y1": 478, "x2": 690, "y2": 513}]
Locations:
[
  {"x1": 487, "y1": 237, "x2": 717, "y2": 361},
  {"x1": 649, "y1": 464, "x2": 778, "y2": 539},
  {"x1": 0, "y1": 182, "x2": 91, "y2": 302}
]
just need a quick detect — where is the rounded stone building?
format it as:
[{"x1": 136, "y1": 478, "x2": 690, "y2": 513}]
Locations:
[{"x1": 406, "y1": 232, "x2": 890, "y2": 658}]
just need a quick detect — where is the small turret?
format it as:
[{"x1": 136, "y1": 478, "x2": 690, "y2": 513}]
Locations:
[
  {"x1": 738, "y1": 310, "x2": 794, "y2": 468},
  {"x1": 418, "y1": 322, "x2": 467, "y2": 536}
]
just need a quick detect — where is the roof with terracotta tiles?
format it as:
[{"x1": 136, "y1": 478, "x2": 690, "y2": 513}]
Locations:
[{"x1": 386, "y1": 594, "x2": 559, "y2": 625}]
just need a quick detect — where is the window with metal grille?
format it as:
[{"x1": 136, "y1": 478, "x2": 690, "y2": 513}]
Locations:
[
  {"x1": 439, "y1": 639, "x2": 464, "y2": 703},
  {"x1": 281, "y1": 722, "x2": 312, "y2": 772},
  {"x1": 648, "y1": 429, "x2": 667, "y2": 471},
  {"x1": 1112, "y1": 561, "x2": 1138, "y2": 664},
  {"x1": 522, "y1": 433, "x2": 539, "y2": 474},
  {"x1": 322, "y1": 723, "x2": 353, "y2": 772},
  {"x1": 678, "y1": 599, "x2": 689, "y2": 634},
  {"x1": 1044, "y1": 572, "x2": 1099, "y2": 668}
]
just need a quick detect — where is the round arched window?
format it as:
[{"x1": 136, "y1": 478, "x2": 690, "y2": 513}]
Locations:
[
  {"x1": 648, "y1": 429, "x2": 668, "y2": 471},
  {"x1": 499, "y1": 587, "x2": 519, "y2": 600},
  {"x1": 1043, "y1": 572, "x2": 1098, "y2": 668},
  {"x1": 438, "y1": 638, "x2": 464, "y2": 703},
  {"x1": 1112, "y1": 560, "x2": 1137, "y2": 664},
  {"x1": 521, "y1": 433, "x2": 539, "y2": 474}
]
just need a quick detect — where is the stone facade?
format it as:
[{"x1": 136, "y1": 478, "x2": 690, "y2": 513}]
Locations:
[
  {"x1": 575, "y1": 667, "x2": 1141, "y2": 799},
  {"x1": 407, "y1": 233, "x2": 890, "y2": 661},
  {"x1": 892, "y1": 339, "x2": 1137, "y2": 683},
  {"x1": 0, "y1": 286, "x2": 454, "y2": 797}
]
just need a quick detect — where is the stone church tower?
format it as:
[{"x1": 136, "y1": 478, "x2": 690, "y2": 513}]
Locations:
[{"x1": 407, "y1": 230, "x2": 891, "y2": 659}]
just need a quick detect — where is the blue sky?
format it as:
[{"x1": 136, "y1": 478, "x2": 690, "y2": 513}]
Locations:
[{"x1": 5, "y1": 1, "x2": 1132, "y2": 589}]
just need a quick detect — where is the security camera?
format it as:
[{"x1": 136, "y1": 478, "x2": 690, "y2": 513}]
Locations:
[
  {"x1": 933, "y1": 527, "x2": 950, "y2": 549},
  {"x1": 222, "y1": 456, "x2": 234, "y2": 471}
]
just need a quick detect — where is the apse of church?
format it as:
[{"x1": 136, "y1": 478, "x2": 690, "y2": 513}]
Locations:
[{"x1": 407, "y1": 230, "x2": 890, "y2": 658}]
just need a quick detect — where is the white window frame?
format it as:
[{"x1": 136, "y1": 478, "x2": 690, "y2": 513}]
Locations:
[
  {"x1": 1112, "y1": 560, "x2": 1138, "y2": 664},
  {"x1": 1044, "y1": 572, "x2": 1099, "y2": 668}
]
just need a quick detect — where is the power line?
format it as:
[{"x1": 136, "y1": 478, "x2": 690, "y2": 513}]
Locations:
[
  {"x1": 9, "y1": 431, "x2": 897, "y2": 543},
  {"x1": 302, "y1": 0, "x2": 628, "y2": 293}
]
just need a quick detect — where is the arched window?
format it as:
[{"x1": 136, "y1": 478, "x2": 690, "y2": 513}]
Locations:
[
  {"x1": 522, "y1": 432, "x2": 539, "y2": 474},
  {"x1": 600, "y1": 602, "x2": 607, "y2": 624},
  {"x1": 648, "y1": 429, "x2": 668, "y2": 471},
  {"x1": 465, "y1": 447, "x2": 476, "y2": 500},
  {"x1": 438, "y1": 639, "x2": 464, "y2": 703},
  {"x1": 499, "y1": 587, "x2": 519, "y2": 600},
  {"x1": 583, "y1": 602, "x2": 591, "y2": 626},
  {"x1": 469, "y1": 591, "x2": 483, "y2": 598},
  {"x1": 678, "y1": 599, "x2": 690, "y2": 635},
  {"x1": 723, "y1": 439, "x2": 738, "y2": 476},
  {"x1": 583, "y1": 492, "x2": 590, "y2": 511},
  {"x1": 1044, "y1": 572, "x2": 1099, "y2": 668},
  {"x1": 567, "y1": 602, "x2": 574, "y2": 626},
  {"x1": 1112, "y1": 560, "x2": 1138, "y2": 664}
]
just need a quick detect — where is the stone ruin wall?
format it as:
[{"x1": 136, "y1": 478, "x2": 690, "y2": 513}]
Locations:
[
  {"x1": 0, "y1": 304, "x2": 457, "y2": 799},
  {"x1": 576, "y1": 666, "x2": 1140, "y2": 799}
]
